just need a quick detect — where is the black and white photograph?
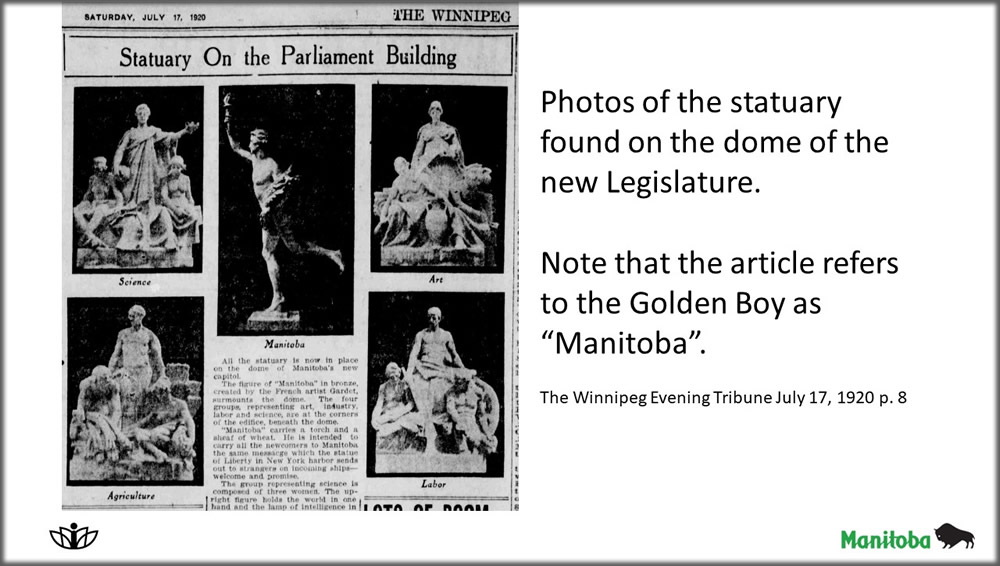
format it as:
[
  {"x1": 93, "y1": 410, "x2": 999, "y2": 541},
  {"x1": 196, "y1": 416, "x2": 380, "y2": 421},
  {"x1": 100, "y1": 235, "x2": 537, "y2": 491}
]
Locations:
[
  {"x1": 367, "y1": 292, "x2": 505, "y2": 477},
  {"x1": 218, "y1": 85, "x2": 355, "y2": 336},
  {"x1": 66, "y1": 297, "x2": 204, "y2": 485},
  {"x1": 71, "y1": 86, "x2": 204, "y2": 273},
  {"x1": 371, "y1": 85, "x2": 508, "y2": 272}
]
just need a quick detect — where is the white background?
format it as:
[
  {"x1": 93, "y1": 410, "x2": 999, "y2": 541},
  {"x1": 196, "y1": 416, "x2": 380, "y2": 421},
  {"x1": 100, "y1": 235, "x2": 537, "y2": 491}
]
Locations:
[{"x1": 4, "y1": 3, "x2": 996, "y2": 562}]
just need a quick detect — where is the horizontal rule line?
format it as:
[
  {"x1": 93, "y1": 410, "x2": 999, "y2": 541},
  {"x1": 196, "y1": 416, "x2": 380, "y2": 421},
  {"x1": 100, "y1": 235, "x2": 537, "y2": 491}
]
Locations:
[
  {"x1": 68, "y1": 73, "x2": 511, "y2": 78},
  {"x1": 63, "y1": 25, "x2": 519, "y2": 32},
  {"x1": 252, "y1": 72, "x2": 511, "y2": 77},
  {"x1": 364, "y1": 496, "x2": 510, "y2": 501},
  {"x1": 64, "y1": 74, "x2": 254, "y2": 78},
  {"x1": 68, "y1": 33, "x2": 514, "y2": 39},
  {"x1": 63, "y1": 504, "x2": 206, "y2": 509}
]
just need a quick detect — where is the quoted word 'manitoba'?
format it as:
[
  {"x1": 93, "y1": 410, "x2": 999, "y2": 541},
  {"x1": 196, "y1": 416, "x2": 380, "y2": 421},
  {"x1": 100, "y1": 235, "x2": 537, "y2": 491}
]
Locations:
[{"x1": 541, "y1": 329, "x2": 702, "y2": 355}]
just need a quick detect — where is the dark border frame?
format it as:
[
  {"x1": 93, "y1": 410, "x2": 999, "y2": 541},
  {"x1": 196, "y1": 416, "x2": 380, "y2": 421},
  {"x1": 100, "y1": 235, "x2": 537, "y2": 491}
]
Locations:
[
  {"x1": 69, "y1": 85, "x2": 206, "y2": 275},
  {"x1": 65, "y1": 296, "x2": 206, "y2": 487},
  {"x1": 7, "y1": 1, "x2": 997, "y2": 565}
]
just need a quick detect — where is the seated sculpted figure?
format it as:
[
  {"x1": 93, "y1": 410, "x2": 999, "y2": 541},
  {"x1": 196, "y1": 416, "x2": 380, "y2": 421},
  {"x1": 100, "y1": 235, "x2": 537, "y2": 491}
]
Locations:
[
  {"x1": 375, "y1": 101, "x2": 494, "y2": 253},
  {"x1": 108, "y1": 305, "x2": 165, "y2": 392},
  {"x1": 68, "y1": 305, "x2": 203, "y2": 481},
  {"x1": 74, "y1": 156, "x2": 124, "y2": 248},
  {"x1": 443, "y1": 369, "x2": 499, "y2": 455},
  {"x1": 159, "y1": 155, "x2": 202, "y2": 249},
  {"x1": 404, "y1": 306, "x2": 469, "y2": 453},
  {"x1": 373, "y1": 157, "x2": 432, "y2": 247},
  {"x1": 69, "y1": 365, "x2": 132, "y2": 464},
  {"x1": 131, "y1": 378, "x2": 196, "y2": 466},
  {"x1": 371, "y1": 362, "x2": 425, "y2": 451}
]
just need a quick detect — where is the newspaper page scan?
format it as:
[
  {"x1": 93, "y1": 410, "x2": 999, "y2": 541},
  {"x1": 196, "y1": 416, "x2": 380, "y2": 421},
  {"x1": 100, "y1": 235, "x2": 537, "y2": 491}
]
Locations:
[{"x1": 62, "y1": 3, "x2": 519, "y2": 512}]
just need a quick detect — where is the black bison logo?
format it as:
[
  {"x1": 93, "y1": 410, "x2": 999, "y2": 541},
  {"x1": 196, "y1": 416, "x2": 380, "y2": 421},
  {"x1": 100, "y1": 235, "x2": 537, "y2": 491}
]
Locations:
[{"x1": 935, "y1": 523, "x2": 974, "y2": 549}]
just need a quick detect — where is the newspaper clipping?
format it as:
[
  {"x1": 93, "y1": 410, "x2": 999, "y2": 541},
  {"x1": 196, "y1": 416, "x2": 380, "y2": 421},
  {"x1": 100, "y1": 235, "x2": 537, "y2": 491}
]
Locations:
[{"x1": 62, "y1": 4, "x2": 519, "y2": 511}]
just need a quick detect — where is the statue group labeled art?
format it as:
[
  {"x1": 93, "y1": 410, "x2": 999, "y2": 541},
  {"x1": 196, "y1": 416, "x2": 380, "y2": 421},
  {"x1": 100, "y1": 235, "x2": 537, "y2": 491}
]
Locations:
[{"x1": 373, "y1": 100, "x2": 497, "y2": 267}]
